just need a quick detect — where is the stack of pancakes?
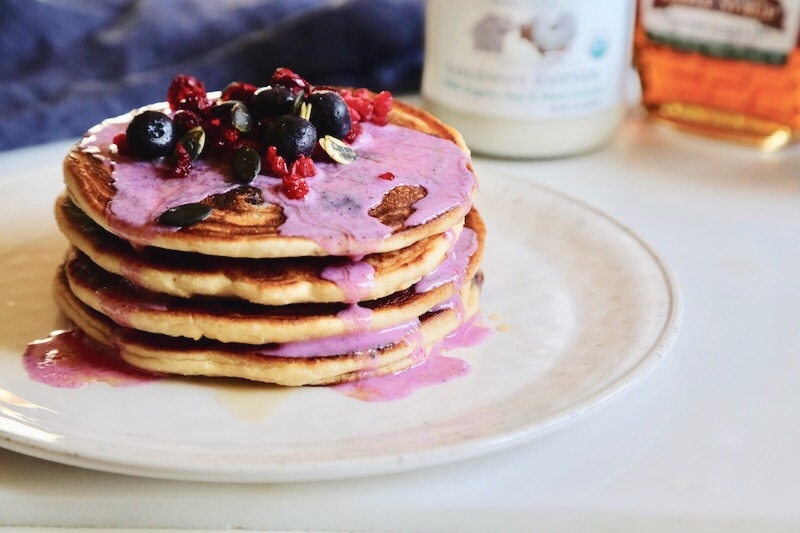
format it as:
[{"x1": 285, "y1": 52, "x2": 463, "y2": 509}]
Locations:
[{"x1": 54, "y1": 98, "x2": 484, "y2": 386}]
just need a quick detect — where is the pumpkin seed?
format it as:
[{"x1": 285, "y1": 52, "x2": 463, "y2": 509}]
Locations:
[
  {"x1": 318, "y1": 135, "x2": 357, "y2": 164},
  {"x1": 232, "y1": 146, "x2": 261, "y2": 183},
  {"x1": 177, "y1": 126, "x2": 205, "y2": 161},
  {"x1": 298, "y1": 101, "x2": 312, "y2": 121},
  {"x1": 230, "y1": 101, "x2": 253, "y2": 132},
  {"x1": 213, "y1": 100, "x2": 253, "y2": 132},
  {"x1": 291, "y1": 91, "x2": 305, "y2": 115},
  {"x1": 158, "y1": 203, "x2": 213, "y2": 227}
]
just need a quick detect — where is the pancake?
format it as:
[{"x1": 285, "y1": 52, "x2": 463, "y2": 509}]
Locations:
[
  {"x1": 55, "y1": 194, "x2": 464, "y2": 305},
  {"x1": 64, "y1": 98, "x2": 478, "y2": 258},
  {"x1": 46, "y1": 72, "x2": 488, "y2": 387},
  {"x1": 53, "y1": 264, "x2": 483, "y2": 386},
  {"x1": 60, "y1": 208, "x2": 485, "y2": 344}
]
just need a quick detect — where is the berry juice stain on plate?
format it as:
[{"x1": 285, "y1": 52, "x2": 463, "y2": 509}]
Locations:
[
  {"x1": 336, "y1": 315, "x2": 493, "y2": 402},
  {"x1": 23, "y1": 329, "x2": 158, "y2": 388}
]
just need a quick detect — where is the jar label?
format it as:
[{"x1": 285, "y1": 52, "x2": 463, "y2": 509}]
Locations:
[
  {"x1": 640, "y1": 0, "x2": 800, "y2": 64},
  {"x1": 422, "y1": 0, "x2": 635, "y2": 120}
]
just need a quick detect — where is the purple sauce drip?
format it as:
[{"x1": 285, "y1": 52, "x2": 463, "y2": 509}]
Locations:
[
  {"x1": 337, "y1": 304, "x2": 374, "y2": 332},
  {"x1": 415, "y1": 227, "x2": 477, "y2": 294},
  {"x1": 320, "y1": 258, "x2": 377, "y2": 331},
  {"x1": 94, "y1": 280, "x2": 169, "y2": 328},
  {"x1": 334, "y1": 314, "x2": 492, "y2": 402},
  {"x1": 320, "y1": 260, "x2": 376, "y2": 303},
  {"x1": 23, "y1": 329, "x2": 157, "y2": 388},
  {"x1": 427, "y1": 292, "x2": 466, "y2": 320},
  {"x1": 440, "y1": 313, "x2": 493, "y2": 351},
  {"x1": 264, "y1": 319, "x2": 419, "y2": 358}
]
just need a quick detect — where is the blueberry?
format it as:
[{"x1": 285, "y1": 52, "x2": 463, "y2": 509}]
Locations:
[
  {"x1": 125, "y1": 110, "x2": 177, "y2": 159},
  {"x1": 250, "y1": 85, "x2": 297, "y2": 119},
  {"x1": 307, "y1": 91, "x2": 351, "y2": 139},
  {"x1": 266, "y1": 115, "x2": 317, "y2": 160}
]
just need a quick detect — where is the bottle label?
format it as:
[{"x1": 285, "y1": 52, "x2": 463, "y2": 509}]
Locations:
[
  {"x1": 422, "y1": 0, "x2": 635, "y2": 120},
  {"x1": 641, "y1": 0, "x2": 800, "y2": 64}
]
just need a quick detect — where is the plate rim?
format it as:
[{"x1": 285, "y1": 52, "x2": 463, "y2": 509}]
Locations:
[{"x1": 0, "y1": 173, "x2": 683, "y2": 482}]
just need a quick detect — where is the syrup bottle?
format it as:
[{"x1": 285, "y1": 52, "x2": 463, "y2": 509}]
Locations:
[{"x1": 634, "y1": 0, "x2": 800, "y2": 150}]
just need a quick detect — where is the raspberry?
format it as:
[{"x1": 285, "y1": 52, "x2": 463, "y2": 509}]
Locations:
[
  {"x1": 167, "y1": 75, "x2": 209, "y2": 112},
  {"x1": 378, "y1": 171, "x2": 395, "y2": 180},
  {"x1": 341, "y1": 88, "x2": 393, "y2": 126},
  {"x1": 112, "y1": 132, "x2": 130, "y2": 156},
  {"x1": 270, "y1": 67, "x2": 310, "y2": 95},
  {"x1": 343, "y1": 122, "x2": 363, "y2": 144},
  {"x1": 272, "y1": 155, "x2": 288, "y2": 176},
  {"x1": 266, "y1": 145, "x2": 288, "y2": 176},
  {"x1": 176, "y1": 92, "x2": 211, "y2": 114},
  {"x1": 282, "y1": 175, "x2": 309, "y2": 199},
  {"x1": 221, "y1": 81, "x2": 258, "y2": 103},
  {"x1": 205, "y1": 118, "x2": 240, "y2": 156},
  {"x1": 172, "y1": 143, "x2": 193, "y2": 178},
  {"x1": 290, "y1": 155, "x2": 317, "y2": 177},
  {"x1": 372, "y1": 90, "x2": 393, "y2": 125},
  {"x1": 282, "y1": 173, "x2": 305, "y2": 183},
  {"x1": 345, "y1": 95, "x2": 374, "y2": 122},
  {"x1": 373, "y1": 91, "x2": 393, "y2": 115},
  {"x1": 173, "y1": 110, "x2": 202, "y2": 135},
  {"x1": 220, "y1": 129, "x2": 240, "y2": 152},
  {"x1": 372, "y1": 114, "x2": 389, "y2": 126},
  {"x1": 211, "y1": 130, "x2": 238, "y2": 155}
]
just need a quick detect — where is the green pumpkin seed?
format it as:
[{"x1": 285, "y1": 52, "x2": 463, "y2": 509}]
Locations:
[
  {"x1": 318, "y1": 135, "x2": 357, "y2": 164},
  {"x1": 212, "y1": 100, "x2": 253, "y2": 133},
  {"x1": 158, "y1": 203, "x2": 213, "y2": 227},
  {"x1": 291, "y1": 91, "x2": 305, "y2": 114},
  {"x1": 232, "y1": 146, "x2": 262, "y2": 184},
  {"x1": 178, "y1": 126, "x2": 205, "y2": 161},
  {"x1": 230, "y1": 101, "x2": 253, "y2": 132}
]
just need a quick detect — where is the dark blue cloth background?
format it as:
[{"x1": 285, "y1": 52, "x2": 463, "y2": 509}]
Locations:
[{"x1": 0, "y1": 0, "x2": 424, "y2": 151}]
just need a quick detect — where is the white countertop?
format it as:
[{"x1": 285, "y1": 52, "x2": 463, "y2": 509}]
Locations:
[{"x1": 1, "y1": 115, "x2": 799, "y2": 532}]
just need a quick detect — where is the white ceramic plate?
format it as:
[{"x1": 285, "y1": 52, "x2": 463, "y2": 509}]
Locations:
[{"x1": 0, "y1": 167, "x2": 681, "y2": 483}]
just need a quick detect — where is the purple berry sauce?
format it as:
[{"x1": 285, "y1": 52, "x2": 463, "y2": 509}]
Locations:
[
  {"x1": 81, "y1": 117, "x2": 476, "y2": 257},
  {"x1": 23, "y1": 329, "x2": 158, "y2": 388}
]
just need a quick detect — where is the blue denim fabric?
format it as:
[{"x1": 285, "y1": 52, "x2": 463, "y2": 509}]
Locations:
[{"x1": 0, "y1": 0, "x2": 423, "y2": 150}]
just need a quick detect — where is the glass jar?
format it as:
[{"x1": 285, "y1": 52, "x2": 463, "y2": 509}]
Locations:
[{"x1": 422, "y1": 0, "x2": 636, "y2": 158}]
